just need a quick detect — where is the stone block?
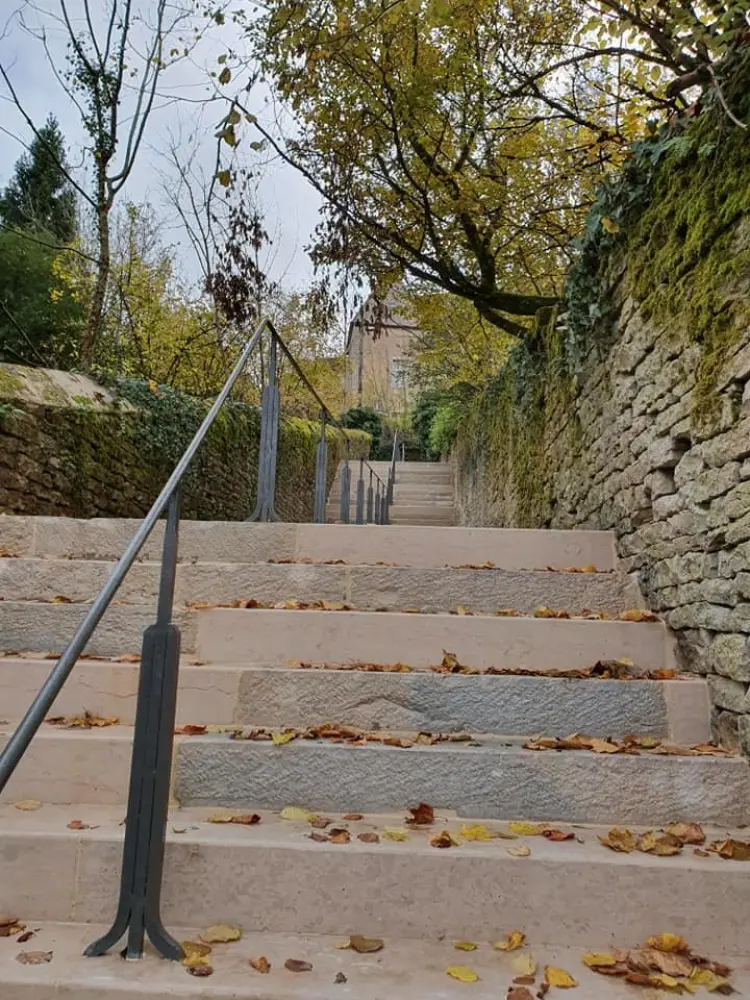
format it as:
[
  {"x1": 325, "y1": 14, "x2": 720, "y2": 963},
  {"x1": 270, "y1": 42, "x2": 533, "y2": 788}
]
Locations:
[
  {"x1": 667, "y1": 602, "x2": 734, "y2": 631},
  {"x1": 708, "y1": 674, "x2": 750, "y2": 713},
  {"x1": 701, "y1": 416, "x2": 750, "y2": 468},
  {"x1": 674, "y1": 451, "x2": 705, "y2": 488},
  {"x1": 706, "y1": 633, "x2": 750, "y2": 681},
  {"x1": 681, "y1": 463, "x2": 741, "y2": 505},
  {"x1": 712, "y1": 706, "x2": 742, "y2": 750}
]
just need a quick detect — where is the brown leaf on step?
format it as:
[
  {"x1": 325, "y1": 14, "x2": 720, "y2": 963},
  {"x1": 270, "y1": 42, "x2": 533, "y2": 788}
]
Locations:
[
  {"x1": 334, "y1": 971, "x2": 348, "y2": 983},
  {"x1": 230, "y1": 813, "x2": 262, "y2": 826},
  {"x1": 441, "y1": 650, "x2": 460, "y2": 671},
  {"x1": 311, "y1": 817, "x2": 331, "y2": 829},
  {"x1": 507, "y1": 844, "x2": 531, "y2": 857},
  {"x1": 200, "y1": 923, "x2": 242, "y2": 944},
  {"x1": 534, "y1": 606, "x2": 570, "y2": 619},
  {"x1": 16, "y1": 931, "x2": 34, "y2": 944},
  {"x1": 692, "y1": 743, "x2": 736, "y2": 757},
  {"x1": 641, "y1": 948, "x2": 694, "y2": 977},
  {"x1": 619, "y1": 608, "x2": 659, "y2": 622},
  {"x1": 430, "y1": 829, "x2": 460, "y2": 848},
  {"x1": 407, "y1": 803, "x2": 435, "y2": 826},
  {"x1": 358, "y1": 832, "x2": 380, "y2": 844},
  {"x1": 182, "y1": 941, "x2": 212, "y2": 960},
  {"x1": 117, "y1": 653, "x2": 141, "y2": 663},
  {"x1": 16, "y1": 952, "x2": 53, "y2": 965},
  {"x1": 67, "y1": 820, "x2": 97, "y2": 830},
  {"x1": 493, "y1": 930, "x2": 526, "y2": 952},
  {"x1": 187, "y1": 964, "x2": 213, "y2": 977},
  {"x1": 285, "y1": 958, "x2": 313, "y2": 972},
  {"x1": 343, "y1": 813, "x2": 364, "y2": 821},
  {"x1": 50, "y1": 595, "x2": 72, "y2": 604},
  {"x1": 508, "y1": 988, "x2": 535, "y2": 1000},
  {"x1": 329, "y1": 829, "x2": 351, "y2": 844},
  {"x1": 664, "y1": 822, "x2": 705, "y2": 845},
  {"x1": 46, "y1": 711, "x2": 119, "y2": 729},
  {"x1": 707, "y1": 839, "x2": 750, "y2": 860},
  {"x1": 175, "y1": 724, "x2": 207, "y2": 735},
  {"x1": 636, "y1": 831, "x2": 683, "y2": 857},
  {"x1": 496, "y1": 608, "x2": 521, "y2": 617},
  {"x1": 538, "y1": 984, "x2": 550, "y2": 999},
  {"x1": 349, "y1": 935, "x2": 384, "y2": 954},
  {"x1": 309, "y1": 832, "x2": 330, "y2": 843},
  {"x1": 250, "y1": 956, "x2": 270, "y2": 973},
  {"x1": 599, "y1": 828, "x2": 635, "y2": 853},
  {"x1": 14, "y1": 800, "x2": 43, "y2": 812},
  {"x1": 622, "y1": 734, "x2": 661, "y2": 750},
  {"x1": 542, "y1": 829, "x2": 574, "y2": 841}
]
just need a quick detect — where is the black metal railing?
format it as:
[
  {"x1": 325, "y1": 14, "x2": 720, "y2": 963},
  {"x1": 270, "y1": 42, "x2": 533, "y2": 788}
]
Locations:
[{"x1": 0, "y1": 317, "x2": 396, "y2": 962}]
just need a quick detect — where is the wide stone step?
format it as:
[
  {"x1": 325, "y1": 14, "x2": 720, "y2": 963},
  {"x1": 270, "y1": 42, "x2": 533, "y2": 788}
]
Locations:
[
  {"x1": 0, "y1": 559, "x2": 636, "y2": 613},
  {"x1": 2, "y1": 725, "x2": 744, "y2": 823},
  {"x1": 8, "y1": 923, "x2": 747, "y2": 1000},
  {"x1": 2, "y1": 806, "x2": 750, "y2": 958},
  {"x1": 0, "y1": 658, "x2": 710, "y2": 741},
  {"x1": 388, "y1": 505, "x2": 457, "y2": 523},
  {"x1": 0, "y1": 518, "x2": 618, "y2": 570},
  {"x1": 194, "y1": 609, "x2": 672, "y2": 671}
]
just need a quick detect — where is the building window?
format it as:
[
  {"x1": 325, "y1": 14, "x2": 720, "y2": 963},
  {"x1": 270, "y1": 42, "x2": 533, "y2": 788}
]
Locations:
[{"x1": 390, "y1": 358, "x2": 411, "y2": 388}]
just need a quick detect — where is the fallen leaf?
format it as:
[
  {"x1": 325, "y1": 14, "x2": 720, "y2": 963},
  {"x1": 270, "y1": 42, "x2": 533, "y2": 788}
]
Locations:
[
  {"x1": 16, "y1": 952, "x2": 53, "y2": 965},
  {"x1": 343, "y1": 813, "x2": 364, "y2": 821},
  {"x1": 599, "y1": 828, "x2": 635, "y2": 853},
  {"x1": 0, "y1": 916, "x2": 18, "y2": 928},
  {"x1": 460, "y1": 823, "x2": 496, "y2": 842},
  {"x1": 280, "y1": 807, "x2": 318, "y2": 822},
  {"x1": 636, "y1": 831, "x2": 683, "y2": 857},
  {"x1": 510, "y1": 952, "x2": 537, "y2": 976},
  {"x1": 272, "y1": 731, "x2": 297, "y2": 745},
  {"x1": 619, "y1": 608, "x2": 659, "y2": 622},
  {"x1": 309, "y1": 831, "x2": 329, "y2": 843},
  {"x1": 455, "y1": 942, "x2": 478, "y2": 952},
  {"x1": 494, "y1": 931, "x2": 526, "y2": 952},
  {"x1": 250, "y1": 956, "x2": 270, "y2": 973},
  {"x1": 67, "y1": 819, "x2": 96, "y2": 830},
  {"x1": 329, "y1": 830, "x2": 351, "y2": 844},
  {"x1": 182, "y1": 941, "x2": 212, "y2": 960},
  {"x1": 206, "y1": 811, "x2": 236, "y2": 824},
  {"x1": 509, "y1": 822, "x2": 546, "y2": 836},
  {"x1": 230, "y1": 813, "x2": 261, "y2": 826},
  {"x1": 442, "y1": 650, "x2": 460, "y2": 670},
  {"x1": 16, "y1": 931, "x2": 34, "y2": 944},
  {"x1": 544, "y1": 966, "x2": 578, "y2": 988},
  {"x1": 507, "y1": 988, "x2": 535, "y2": 1000},
  {"x1": 407, "y1": 802, "x2": 435, "y2": 826},
  {"x1": 642, "y1": 948, "x2": 694, "y2": 977},
  {"x1": 645, "y1": 933, "x2": 689, "y2": 953},
  {"x1": 334, "y1": 971, "x2": 348, "y2": 983},
  {"x1": 358, "y1": 832, "x2": 380, "y2": 843},
  {"x1": 187, "y1": 964, "x2": 213, "y2": 977},
  {"x1": 175, "y1": 724, "x2": 207, "y2": 735},
  {"x1": 382, "y1": 828, "x2": 410, "y2": 842},
  {"x1": 285, "y1": 958, "x2": 313, "y2": 972},
  {"x1": 14, "y1": 800, "x2": 43, "y2": 812},
  {"x1": 582, "y1": 953, "x2": 618, "y2": 968},
  {"x1": 51, "y1": 595, "x2": 72, "y2": 604},
  {"x1": 430, "y1": 829, "x2": 459, "y2": 848},
  {"x1": 507, "y1": 845, "x2": 531, "y2": 857},
  {"x1": 542, "y1": 829, "x2": 575, "y2": 842},
  {"x1": 708, "y1": 839, "x2": 750, "y2": 860},
  {"x1": 446, "y1": 966, "x2": 479, "y2": 982},
  {"x1": 200, "y1": 924, "x2": 242, "y2": 944},
  {"x1": 688, "y1": 967, "x2": 734, "y2": 993},
  {"x1": 349, "y1": 935, "x2": 384, "y2": 953},
  {"x1": 183, "y1": 952, "x2": 212, "y2": 969},
  {"x1": 664, "y1": 822, "x2": 705, "y2": 845}
]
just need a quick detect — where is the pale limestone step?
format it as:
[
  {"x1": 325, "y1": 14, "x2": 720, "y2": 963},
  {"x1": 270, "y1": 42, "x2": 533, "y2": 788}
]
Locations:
[
  {"x1": 194, "y1": 609, "x2": 673, "y2": 671},
  {"x1": 2, "y1": 923, "x2": 749, "y2": 999},
  {"x1": 0, "y1": 658, "x2": 710, "y2": 741},
  {"x1": 0, "y1": 558, "x2": 636, "y2": 613},
  {"x1": 0, "y1": 518, "x2": 618, "y2": 570},
  {"x1": 2, "y1": 806, "x2": 750, "y2": 956},
  {"x1": 3, "y1": 721, "x2": 741, "y2": 823},
  {"x1": 388, "y1": 505, "x2": 457, "y2": 524}
]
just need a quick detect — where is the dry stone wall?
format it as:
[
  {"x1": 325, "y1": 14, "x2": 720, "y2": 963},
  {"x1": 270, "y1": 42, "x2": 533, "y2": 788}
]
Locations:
[{"x1": 0, "y1": 365, "x2": 367, "y2": 524}]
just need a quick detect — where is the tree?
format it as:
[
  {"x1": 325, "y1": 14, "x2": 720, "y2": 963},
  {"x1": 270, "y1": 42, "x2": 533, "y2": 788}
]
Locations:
[
  {"x1": 1, "y1": 1, "x2": 198, "y2": 367},
  {"x1": 0, "y1": 115, "x2": 77, "y2": 242},
  {"x1": 0, "y1": 228, "x2": 85, "y2": 367},
  {"x1": 235, "y1": 0, "x2": 749, "y2": 335}
]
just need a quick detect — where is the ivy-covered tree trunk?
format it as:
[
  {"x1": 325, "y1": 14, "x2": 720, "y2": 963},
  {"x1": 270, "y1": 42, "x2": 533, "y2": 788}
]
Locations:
[{"x1": 82, "y1": 193, "x2": 111, "y2": 368}]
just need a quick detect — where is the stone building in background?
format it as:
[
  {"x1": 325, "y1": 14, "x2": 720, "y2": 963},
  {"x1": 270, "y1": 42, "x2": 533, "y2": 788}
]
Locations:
[{"x1": 344, "y1": 287, "x2": 420, "y2": 414}]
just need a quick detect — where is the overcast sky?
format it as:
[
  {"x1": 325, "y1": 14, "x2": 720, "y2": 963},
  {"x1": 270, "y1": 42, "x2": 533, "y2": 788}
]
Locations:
[{"x1": 0, "y1": 1, "x2": 322, "y2": 292}]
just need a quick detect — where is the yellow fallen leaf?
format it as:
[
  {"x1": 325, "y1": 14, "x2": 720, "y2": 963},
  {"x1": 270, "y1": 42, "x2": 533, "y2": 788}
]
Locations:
[
  {"x1": 646, "y1": 933, "x2": 689, "y2": 953},
  {"x1": 651, "y1": 973, "x2": 682, "y2": 990},
  {"x1": 460, "y1": 823, "x2": 495, "y2": 842},
  {"x1": 509, "y1": 822, "x2": 546, "y2": 836},
  {"x1": 181, "y1": 941, "x2": 212, "y2": 960},
  {"x1": 507, "y1": 845, "x2": 531, "y2": 857},
  {"x1": 599, "y1": 828, "x2": 635, "y2": 853},
  {"x1": 271, "y1": 731, "x2": 296, "y2": 745},
  {"x1": 493, "y1": 930, "x2": 526, "y2": 951},
  {"x1": 446, "y1": 966, "x2": 479, "y2": 983},
  {"x1": 687, "y1": 967, "x2": 732, "y2": 992},
  {"x1": 545, "y1": 966, "x2": 578, "y2": 988},
  {"x1": 454, "y1": 942, "x2": 477, "y2": 951},
  {"x1": 382, "y1": 828, "x2": 410, "y2": 842},
  {"x1": 183, "y1": 953, "x2": 211, "y2": 968},
  {"x1": 511, "y1": 952, "x2": 537, "y2": 976},
  {"x1": 280, "y1": 807, "x2": 317, "y2": 822},
  {"x1": 14, "y1": 800, "x2": 43, "y2": 811},
  {"x1": 581, "y1": 953, "x2": 617, "y2": 968},
  {"x1": 206, "y1": 812, "x2": 235, "y2": 824},
  {"x1": 200, "y1": 924, "x2": 242, "y2": 944},
  {"x1": 349, "y1": 935, "x2": 384, "y2": 953},
  {"x1": 333, "y1": 940, "x2": 351, "y2": 950}
]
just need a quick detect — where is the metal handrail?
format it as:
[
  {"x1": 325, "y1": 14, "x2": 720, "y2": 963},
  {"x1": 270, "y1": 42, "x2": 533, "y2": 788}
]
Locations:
[{"x1": 0, "y1": 314, "x2": 394, "y2": 963}]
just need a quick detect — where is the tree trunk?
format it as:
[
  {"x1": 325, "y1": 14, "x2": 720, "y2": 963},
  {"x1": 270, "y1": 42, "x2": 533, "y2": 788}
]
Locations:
[{"x1": 81, "y1": 193, "x2": 110, "y2": 369}]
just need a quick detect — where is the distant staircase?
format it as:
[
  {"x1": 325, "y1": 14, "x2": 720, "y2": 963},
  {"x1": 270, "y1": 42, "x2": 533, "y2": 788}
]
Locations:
[{"x1": 327, "y1": 460, "x2": 456, "y2": 525}]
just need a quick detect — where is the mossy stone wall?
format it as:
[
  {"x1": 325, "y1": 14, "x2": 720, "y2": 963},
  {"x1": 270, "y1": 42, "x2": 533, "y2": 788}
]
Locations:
[{"x1": 0, "y1": 365, "x2": 369, "y2": 523}]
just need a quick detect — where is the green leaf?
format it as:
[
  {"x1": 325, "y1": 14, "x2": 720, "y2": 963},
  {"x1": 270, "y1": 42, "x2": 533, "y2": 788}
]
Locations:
[
  {"x1": 217, "y1": 169, "x2": 232, "y2": 187},
  {"x1": 219, "y1": 66, "x2": 232, "y2": 85}
]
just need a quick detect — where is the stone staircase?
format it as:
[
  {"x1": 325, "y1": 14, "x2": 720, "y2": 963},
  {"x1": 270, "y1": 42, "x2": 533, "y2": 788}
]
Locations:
[
  {"x1": 1, "y1": 515, "x2": 749, "y2": 997},
  {"x1": 327, "y1": 460, "x2": 456, "y2": 525}
]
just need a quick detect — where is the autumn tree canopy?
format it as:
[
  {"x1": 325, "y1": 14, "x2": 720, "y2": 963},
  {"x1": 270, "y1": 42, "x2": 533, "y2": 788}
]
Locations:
[{"x1": 239, "y1": 0, "x2": 749, "y2": 335}]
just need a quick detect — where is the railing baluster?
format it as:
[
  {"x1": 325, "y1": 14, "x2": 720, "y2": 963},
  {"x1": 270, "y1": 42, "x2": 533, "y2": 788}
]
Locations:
[
  {"x1": 355, "y1": 458, "x2": 365, "y2": 525},
  {"x1": 86, "y1": 489, "x2": 183, "y2": 962},
  {"x1": 374, "y1": 481, "x2": 382, "y2": 524},
  {"x1": 339, "y1": 441, "x2": 351, "y2": 524},
  {"x1": 314, "y1": 410, "x2": 329, "y2": 524},
  {"x1": 249, "y1": 332, "x2": 280, "y2": 522},
  {"x1": 366, "y1": 469, "x2": 374, "y2": 523}
]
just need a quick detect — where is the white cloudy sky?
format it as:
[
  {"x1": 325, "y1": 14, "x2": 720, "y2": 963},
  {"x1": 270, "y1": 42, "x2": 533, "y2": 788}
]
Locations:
[{"x1": 0, "y1": 1, "x2": 322, "y2": 291}]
